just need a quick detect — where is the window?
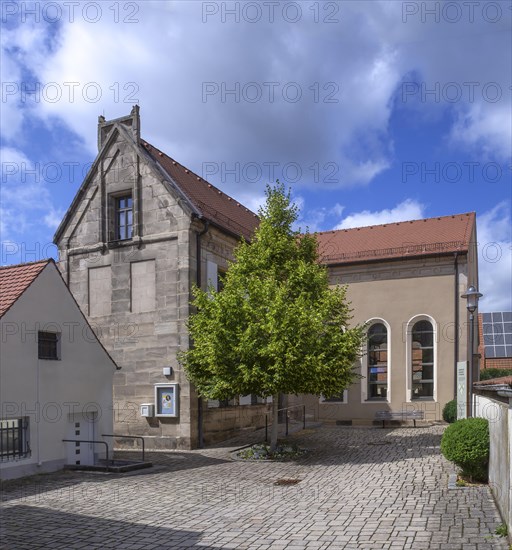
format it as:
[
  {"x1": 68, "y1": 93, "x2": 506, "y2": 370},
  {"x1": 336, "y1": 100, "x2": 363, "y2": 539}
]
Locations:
[
  {"x1": 115, "y1": 195, "x2": 133, "y2": 240},
  {"x1": 38, "y1": 331, "x2": 60, "y2": 360},
  {"x1": 217, "y1": 269, "x2": 227, "y2": 292},
  {"x1": 411, "y1": 320, "x2": 434, "y2": 399},
  {"x1": 0, "y1": 418, "x2": 30, "y2": 461},
  {"x1": 368, "y1": 323, "x2": 388, "y2": 400},
  {"x1": 321, "y1": 393, "x2": 345, "y2": 403}
]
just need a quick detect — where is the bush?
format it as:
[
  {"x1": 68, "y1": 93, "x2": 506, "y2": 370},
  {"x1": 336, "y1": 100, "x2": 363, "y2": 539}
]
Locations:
[
  {"x1": 442, "y1": 399, "x2": 457, "y2": 423},
  {"x1": 479, "y1": 368, "x2": 512, "y2": 381},
  {"x1": 440, "y1": 418, "x2": 489, "y2": 481}
]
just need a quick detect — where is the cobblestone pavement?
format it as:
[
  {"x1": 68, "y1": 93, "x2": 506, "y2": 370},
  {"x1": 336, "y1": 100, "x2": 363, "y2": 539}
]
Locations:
[{"x1": 1, "y1": 425, "x2": 508, "y2": 549}]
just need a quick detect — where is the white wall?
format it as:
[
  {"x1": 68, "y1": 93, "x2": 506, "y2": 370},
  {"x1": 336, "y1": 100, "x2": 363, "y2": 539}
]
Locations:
[
  {"x1": 474, "y1": 394, "x2": 512, "y2": 534},
  {"x1": 0, "y1": 263, "x2": 116, "y2": 479}
]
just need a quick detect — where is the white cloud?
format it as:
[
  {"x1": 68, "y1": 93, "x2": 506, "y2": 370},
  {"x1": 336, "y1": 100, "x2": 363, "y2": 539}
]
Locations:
[
  {"x1": 450, "y1": 103, "x2": 512, "y2": 161},
  {"x1": 2, "y1": 0, "x2": 509, "y2": 199},
  {"x1": 297, "y1": 203, "x2": 345, "y2": 233},
  {"x1": 334, "y1": 199, "x2": 425, "y2": 229},
  {"x1": 477, "y1": 202, "x2": 512, "y2": 312},
  {"x1": 0, "y1": 147, "x2": 61, "y2": 241}
]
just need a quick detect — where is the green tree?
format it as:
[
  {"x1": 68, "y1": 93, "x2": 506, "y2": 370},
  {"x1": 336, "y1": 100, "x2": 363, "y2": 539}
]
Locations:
[{"x1": 180, "y1": 182, "x2": 365, "y2": 451}]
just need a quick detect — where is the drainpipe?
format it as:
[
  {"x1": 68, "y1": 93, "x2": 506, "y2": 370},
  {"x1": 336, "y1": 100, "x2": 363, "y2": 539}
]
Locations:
[
  {"x1": 195, "y1": 218, "x2": 209, "y2": 449},
  {"x1": 454, "y1": 252, "x2": 459, "y2": 398}
]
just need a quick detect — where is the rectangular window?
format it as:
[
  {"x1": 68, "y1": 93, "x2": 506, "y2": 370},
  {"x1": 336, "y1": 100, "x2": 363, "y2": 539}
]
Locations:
[
  {"x1": 38, "y1": 331, "x2": 60, "y2": 360},
  {"x1": 116, "y1": 195, "x2": 133, "y2": 240},
  {"x1": 0, "y1": 418, "x2": 30, "y2": 461},
  {"x1": 320, "y1": 392, "x2": 346, "y2": 403}
]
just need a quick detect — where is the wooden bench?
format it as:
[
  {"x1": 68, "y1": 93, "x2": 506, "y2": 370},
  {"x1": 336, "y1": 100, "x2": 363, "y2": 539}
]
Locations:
[{"x1": 375, "y1": 410, "x2": 424, "y2": 428}]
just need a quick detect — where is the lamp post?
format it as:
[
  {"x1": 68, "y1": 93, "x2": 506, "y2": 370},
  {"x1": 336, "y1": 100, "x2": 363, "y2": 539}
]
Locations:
[{"x1": 461, "y1": 285, "x2": 483, "y2": 417}]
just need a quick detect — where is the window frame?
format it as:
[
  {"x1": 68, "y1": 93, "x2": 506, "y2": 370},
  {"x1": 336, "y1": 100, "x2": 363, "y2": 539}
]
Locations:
[
  {"x1": 367, "y1": 322, "x2": 389, "y2": 401},
  {"x1": 38, "y1": 331, "x2": 61, "y2": 360},
  {"x1": 406, "y1": 315, "x2": 437, "y2": 402},
  {"x1": 113, "y1": 193, "x2": 133, "y2": 241},
  {"x1": 361, "y1": 319, "x2": 391, "y2": 403}
]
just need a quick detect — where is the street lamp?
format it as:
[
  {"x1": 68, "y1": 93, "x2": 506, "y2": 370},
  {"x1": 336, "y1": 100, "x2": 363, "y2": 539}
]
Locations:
[{"x1": 461, "y1": 285, "x2": 483, "y2": 417}]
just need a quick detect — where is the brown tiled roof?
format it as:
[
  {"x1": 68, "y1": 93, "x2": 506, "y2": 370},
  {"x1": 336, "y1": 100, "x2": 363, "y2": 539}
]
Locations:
[
  {"x1": 315, "y1": 212, "x2": 475, "y2": 265},
  {"x1": 141, "y1": 140, "x2": 259, "y2": 240},
  {"x1": 0, "y1": 259, "x2": 50, "y2": 318},
  {"x1": 474, "y1": 376, "x2": 512, "y2": 387}
]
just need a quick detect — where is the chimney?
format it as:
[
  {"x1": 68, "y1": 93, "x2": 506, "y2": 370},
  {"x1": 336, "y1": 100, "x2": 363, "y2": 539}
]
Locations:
[{"x1": 97, "y1": 105, "x2": 141, "y2": 150}]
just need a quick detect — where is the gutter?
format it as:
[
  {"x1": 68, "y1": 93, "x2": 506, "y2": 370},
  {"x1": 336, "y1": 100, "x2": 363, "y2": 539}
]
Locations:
[
  {"x1": 194, "y1": 216, "x2": 210, "y2": 449},
  {"x1": 454, "y1": 252, "x2": 459, "y2": 396}
]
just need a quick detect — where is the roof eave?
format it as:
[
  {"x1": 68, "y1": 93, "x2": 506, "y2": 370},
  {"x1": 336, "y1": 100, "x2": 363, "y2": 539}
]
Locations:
[{"x1": 322, "y1": 249, "x2": 469, "y2": 268}]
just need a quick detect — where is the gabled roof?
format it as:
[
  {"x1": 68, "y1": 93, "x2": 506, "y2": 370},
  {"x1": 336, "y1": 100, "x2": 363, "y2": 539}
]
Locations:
[
  {"x1": 0, "y1": 259, "x2": 50, "y2": 318},
  {"x1": 315, "y1": 212, "x2": 476, "y2": 265},
  {"x1": 0, "y1": 258, "x2": 120, "y2": 370},
  {"x1": 141, "y1": 140, "x2": 259, "y2": 240}
]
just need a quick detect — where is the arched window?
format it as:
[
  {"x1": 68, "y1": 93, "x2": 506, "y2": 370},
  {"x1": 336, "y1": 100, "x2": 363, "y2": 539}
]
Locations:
[
  {"x1": 411, "y1": 320, "x2": 434, "y2": 399},
  {"x1": 368, "y1": 323, "x2": 388, "y2": 400}
]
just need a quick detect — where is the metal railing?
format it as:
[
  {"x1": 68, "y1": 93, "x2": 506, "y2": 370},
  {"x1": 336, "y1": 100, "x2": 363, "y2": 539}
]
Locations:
[
  {"x1": 265, "y1": 405, "x2": 306, "y2": 442},
  {"x1": 102, "y1": 434, "x2": 146, "y2": 462},
  {"x1": 62, "y1": 439, "x2": 110, "y2": 468},
  {"x1": 1, "y1": 418, "x2": 30, "y2": 461}
]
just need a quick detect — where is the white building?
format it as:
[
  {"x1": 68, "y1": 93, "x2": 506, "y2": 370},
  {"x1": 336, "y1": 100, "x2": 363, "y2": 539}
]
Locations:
[{"x1": 0, "y1": 259, "x2": 118, "y2": 480}]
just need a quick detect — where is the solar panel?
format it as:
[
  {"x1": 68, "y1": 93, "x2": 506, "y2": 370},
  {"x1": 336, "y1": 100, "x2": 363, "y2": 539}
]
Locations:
[{"x1": 482, "y1": 312, "x2": 512, "y2": 358}]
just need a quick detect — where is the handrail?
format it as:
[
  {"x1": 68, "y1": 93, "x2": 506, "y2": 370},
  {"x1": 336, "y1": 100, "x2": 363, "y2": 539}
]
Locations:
[
  {"x1": 265, "y1": 404, "x2": 306, "y2": 442},
  {"x1": 62, "y1": 439, "x2": 110, "y2": 469},
  {"x1": 102, "y1": 434, "x2": 145, "y2": 462}
]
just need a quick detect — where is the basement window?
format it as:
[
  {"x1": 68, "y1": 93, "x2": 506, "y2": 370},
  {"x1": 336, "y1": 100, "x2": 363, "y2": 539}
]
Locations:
[{"x1": 0, "y1": 418, "x2": 30, "y2": 461}]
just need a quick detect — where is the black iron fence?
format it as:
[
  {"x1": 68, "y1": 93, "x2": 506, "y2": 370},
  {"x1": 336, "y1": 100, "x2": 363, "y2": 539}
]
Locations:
[{"x1": 0, "y1": 417, "x2": 30, "y2": 461}]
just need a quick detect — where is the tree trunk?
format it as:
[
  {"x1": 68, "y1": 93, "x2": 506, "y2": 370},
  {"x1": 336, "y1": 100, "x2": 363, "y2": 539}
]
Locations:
[{"x1": 270, "y1": 393, "x2": 279, "y2": 452}]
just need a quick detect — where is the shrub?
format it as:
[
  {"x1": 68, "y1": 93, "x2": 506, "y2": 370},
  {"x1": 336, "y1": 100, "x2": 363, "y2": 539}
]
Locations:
[
  {"x1": 480, "y1": 368, "x2": 512, "y2": 381},
  {"x1": 440, "y1": 417, "x2": 489, "y2": 481},
  {"x1": 442, "y1": 399, "x2": 457, "y2": 423}
]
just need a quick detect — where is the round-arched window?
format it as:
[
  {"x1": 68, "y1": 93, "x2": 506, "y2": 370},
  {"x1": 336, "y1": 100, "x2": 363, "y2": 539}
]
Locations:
[
  {"x1": 368, "y1": 323, "x2": 388, "y2": 400},
  {"x1": 411, "y1": 320, "x2": 434, "y2": 399}
]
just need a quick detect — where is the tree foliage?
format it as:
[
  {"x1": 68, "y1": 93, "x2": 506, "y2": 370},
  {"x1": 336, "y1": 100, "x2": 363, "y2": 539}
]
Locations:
[{"x1": 180, "y1": 182, "x2": 365, "y2": 406}]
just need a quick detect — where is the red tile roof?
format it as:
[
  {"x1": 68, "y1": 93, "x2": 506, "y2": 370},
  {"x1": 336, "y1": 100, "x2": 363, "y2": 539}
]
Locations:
[
  {"x1": 315, "y1": 212, "x2": 475, "y2": 265},
  {"x1": 0, "y1": 260, "x2": 50, "y2": 318},
  {"x1": 141, "y1": 141, "x2": 259, "y2": 240}
]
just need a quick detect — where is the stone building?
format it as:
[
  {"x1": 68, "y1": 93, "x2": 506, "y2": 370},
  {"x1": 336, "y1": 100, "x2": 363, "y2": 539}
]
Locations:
[
  {"x1": 292, "y1": 216, "x2": 478, "y2": 424},
  {"x1": 54, "y1": 107, "x2": 478, "y2": 447},
  {"x1": 54, "y1": 107, "x2": 264, "y2": 449}
]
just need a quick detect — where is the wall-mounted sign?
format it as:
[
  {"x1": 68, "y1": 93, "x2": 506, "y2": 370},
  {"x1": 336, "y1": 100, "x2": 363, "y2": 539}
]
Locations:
[
  {"x1": 456, "y1": 361, "x2": 467, "y2": 420},
  {"x1": 155, "y1": 384, "x2": 179, "y2": 417}
]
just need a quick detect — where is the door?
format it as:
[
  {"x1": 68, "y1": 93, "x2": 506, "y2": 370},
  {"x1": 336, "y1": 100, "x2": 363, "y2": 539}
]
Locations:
[{"x1": 66, "y1": 413, "x2": 96, "y2": 466}]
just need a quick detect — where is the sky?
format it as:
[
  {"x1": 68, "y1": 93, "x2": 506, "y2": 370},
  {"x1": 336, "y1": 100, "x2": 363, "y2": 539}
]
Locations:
[{"x1": 0, "y1": 0, "x2": 511, "y2": 312}]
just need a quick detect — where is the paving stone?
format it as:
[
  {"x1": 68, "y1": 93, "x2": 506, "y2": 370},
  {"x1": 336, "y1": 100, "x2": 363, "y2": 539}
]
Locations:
[{"x1": 0, "y1": 425, "x2": 508, "y2": 549}]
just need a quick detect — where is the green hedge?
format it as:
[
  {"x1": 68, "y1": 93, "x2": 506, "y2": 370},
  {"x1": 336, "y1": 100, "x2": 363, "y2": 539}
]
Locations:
[
  {"x1": 440, "y1": 417, "x2": 489, "y2": 481},
  {"x1": 442, "y1": 399, "x2": 457, "y2": 423},
  {"x1": 480, "y1": 368, "x2": 512, "y2": 381}
]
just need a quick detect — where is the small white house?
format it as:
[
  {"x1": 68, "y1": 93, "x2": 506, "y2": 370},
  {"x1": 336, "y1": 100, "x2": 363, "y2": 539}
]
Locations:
[{"x1": 0, "y1": 259, "x2": 118, "y2": 480}]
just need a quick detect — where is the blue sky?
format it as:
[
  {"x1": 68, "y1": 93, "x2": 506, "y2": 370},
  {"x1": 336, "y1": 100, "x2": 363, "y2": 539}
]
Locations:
[{"x1": 1, "y1": 0, "x2": 511, "y2": 311}]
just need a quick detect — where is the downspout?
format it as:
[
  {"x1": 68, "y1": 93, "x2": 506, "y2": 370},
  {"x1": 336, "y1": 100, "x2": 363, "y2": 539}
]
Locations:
[
  {"x1": 453, "y1": 252, "x2": 459, "y2": 398},
  {"x1": 195, "y1": 218, "x2": 209, "y2": 449}
]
